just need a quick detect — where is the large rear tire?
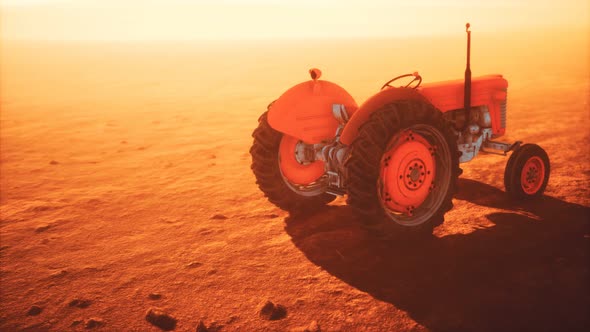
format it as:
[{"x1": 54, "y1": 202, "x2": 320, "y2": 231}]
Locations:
[
  {"x1": 250, "y1": 112, "x2": 336, "y2": 214},
  {"x1": 346, "y1": 100, "x2": 459, "y2": 236}
]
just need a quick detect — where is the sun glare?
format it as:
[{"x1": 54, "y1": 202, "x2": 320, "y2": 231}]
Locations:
[{"x1": 1, "y1": 0, "x2": 588, "y2": 40}]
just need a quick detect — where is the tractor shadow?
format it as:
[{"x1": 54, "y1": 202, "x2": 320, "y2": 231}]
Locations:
[{"x1": 285, "y1": 179, "x2": 590, "y2": 332}]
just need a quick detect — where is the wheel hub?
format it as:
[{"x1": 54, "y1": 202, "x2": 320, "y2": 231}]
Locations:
[
  {"x1": 278, "y1": 135, "x2": 326, "y2": 195},
  {"x1": 379, "y1": 130, "x2": 436, "y2": 216},
  {"x1": 405, "y1": 160, "x2": 426, "y2": 187},
  {"x1": 520, "y1": 156, "x2": 545, "y2": 194}
]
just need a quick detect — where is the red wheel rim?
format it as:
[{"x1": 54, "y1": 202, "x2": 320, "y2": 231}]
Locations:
[
  {"x1": 278, "y1": 135, "x2": 324, "y2": 185},
  {"x1": 379, "y1": 130, "x2": 436, "y2": 216},
  {"x1": 520, "y1": 156, "x2": 545, "y2": 194}
]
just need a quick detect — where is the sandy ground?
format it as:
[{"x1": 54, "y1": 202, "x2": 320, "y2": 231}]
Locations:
[{"x1": 1, "y1": 30, "x2": 589, "y2": 331}]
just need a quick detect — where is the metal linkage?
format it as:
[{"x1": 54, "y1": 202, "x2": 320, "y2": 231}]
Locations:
[
  {"x1": 323, "y1": 104, "x2": 351, "y2": 195},
  {"x1": 457, "y1": 128, "x2": 493, "y2": 163},
  {"x1": 455, "y1": 105, "x2": 519, "y2": 162},
  {"x1": 293, "y1": 104, "x2": 351, "y2": 196},
  {"x1": 481, "y1": 140, "x2": 521, "y2": 155}
]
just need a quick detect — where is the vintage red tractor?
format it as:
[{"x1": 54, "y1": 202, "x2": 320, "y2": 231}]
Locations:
[{"x1": 250, "y1": 24, "x2": 550, "y2": 235}]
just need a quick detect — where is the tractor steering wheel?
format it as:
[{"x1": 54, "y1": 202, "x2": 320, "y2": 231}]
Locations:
[{"x1": 381, "y1": 72, "x2": 422, "y2": 90}]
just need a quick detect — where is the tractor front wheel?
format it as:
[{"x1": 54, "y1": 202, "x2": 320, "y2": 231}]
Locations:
[
  {"x1": 346, "y1": 100, "x2": 459, "y2": 236},
  {"x1": 504, "y1": 143, "x2": 550, "y2": 199}
]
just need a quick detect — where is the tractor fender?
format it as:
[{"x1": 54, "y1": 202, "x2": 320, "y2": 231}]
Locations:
[
  {"x1": 339, "y1": 87, "x2": 430, "y2": 145},
  {"x1": 267, "y1": 79, "x2": 358, "y2": 144}
]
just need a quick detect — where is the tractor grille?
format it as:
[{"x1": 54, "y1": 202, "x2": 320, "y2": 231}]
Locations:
[{"x1": 500, "y1": 92, "x2": 507, "y2": 129}]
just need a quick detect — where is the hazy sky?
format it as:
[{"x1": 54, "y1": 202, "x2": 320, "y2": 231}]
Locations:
[{"x1": 1, "y1": 0, "x2": 588, "y2": 40}]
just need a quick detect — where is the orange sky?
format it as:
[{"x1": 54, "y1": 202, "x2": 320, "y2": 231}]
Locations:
[{"x1": 1, "y1": 0, "x2": 589, "y2": 41}]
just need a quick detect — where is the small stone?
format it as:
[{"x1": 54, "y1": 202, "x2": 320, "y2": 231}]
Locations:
[
  {"x1": 49, "y1": 160, "x2": 59, "y2": 165},
  {"x1": 195, "y1": 320, "x2": 223, "y2": 332},
  {"x1": 148, "y1": 293, "x2": 162, "y2": 300},
  {"x1": 145, "y1": 307, "x2": 177, "y2": 331},
  {"x1": 196, "y1": 321, "x2": 208, "y2": 332},
  {"x1": 198, "y1": 228, "x2": 213, "y2": 235},
  {"x1": 186, "y1": 262, "x2": 203, "y2": 268},
  {"x1": 71, "y1": 320, "x2": 82, "y2": 326},
  {"x1": 306, "y1": 320, "x2": 320, "y2": 332},
  {"x1": 49, "y1": 270, "x2": 68, "y2": 278},
  {"x1": 35, "y1": 224, "x2": 51, "y2": 233},
  {"x1": 206, "y1": 321, "x2": 224, "y2": 332},
  {"x1": 85, "y1": 317, "x2": 104, "y2": 329},
  {"x1": 27, "y1": 305, "x2": 42, "y2": 316},
  {"x1": 265, "y1": 214, "x2": 280, "y2": 219},
  {"x1": 259, "y1": 300, "x2": 287, "y2": 321},
  {"x1": 210, "y1": 214, "x2": 227, "y2": 220},
  {"x1": 69, "y1": 299, "x2": 92, "y2": 308}
]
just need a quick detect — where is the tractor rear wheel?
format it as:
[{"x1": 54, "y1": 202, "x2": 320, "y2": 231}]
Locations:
[
  {"x1": 346, "y1": 100, "x2": 459, "y2": 236},
  {"x1": 250, "y1": 112, "x2": 336, "y2": 214},
  {"x1": 504, "y1": 143, "x2": 550, "y2": 199}
]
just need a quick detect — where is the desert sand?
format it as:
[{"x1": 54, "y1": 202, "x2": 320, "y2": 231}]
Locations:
[{"x1": 1, "y1": 29, "x2": 589, "y2": 331}]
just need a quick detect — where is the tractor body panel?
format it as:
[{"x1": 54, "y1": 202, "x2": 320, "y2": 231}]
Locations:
[
  {"x1": 340, "y1": 75, "x2": 508, "y2": 145},
  {"x1": 267, "y1": 80, "x2": 358, "y2": 144},
  {"x1": 418, "y1": 75, "x2": 508, "y2": 136}
]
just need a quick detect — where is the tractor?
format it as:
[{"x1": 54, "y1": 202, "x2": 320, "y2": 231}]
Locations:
[{"x1": 250, "y1": 23, "x2": 550, "y2": 235}]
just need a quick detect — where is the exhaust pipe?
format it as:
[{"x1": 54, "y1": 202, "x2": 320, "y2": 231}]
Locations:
[{"x1": 463, "y1": 23, "x2": 472, "y2": 130}]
